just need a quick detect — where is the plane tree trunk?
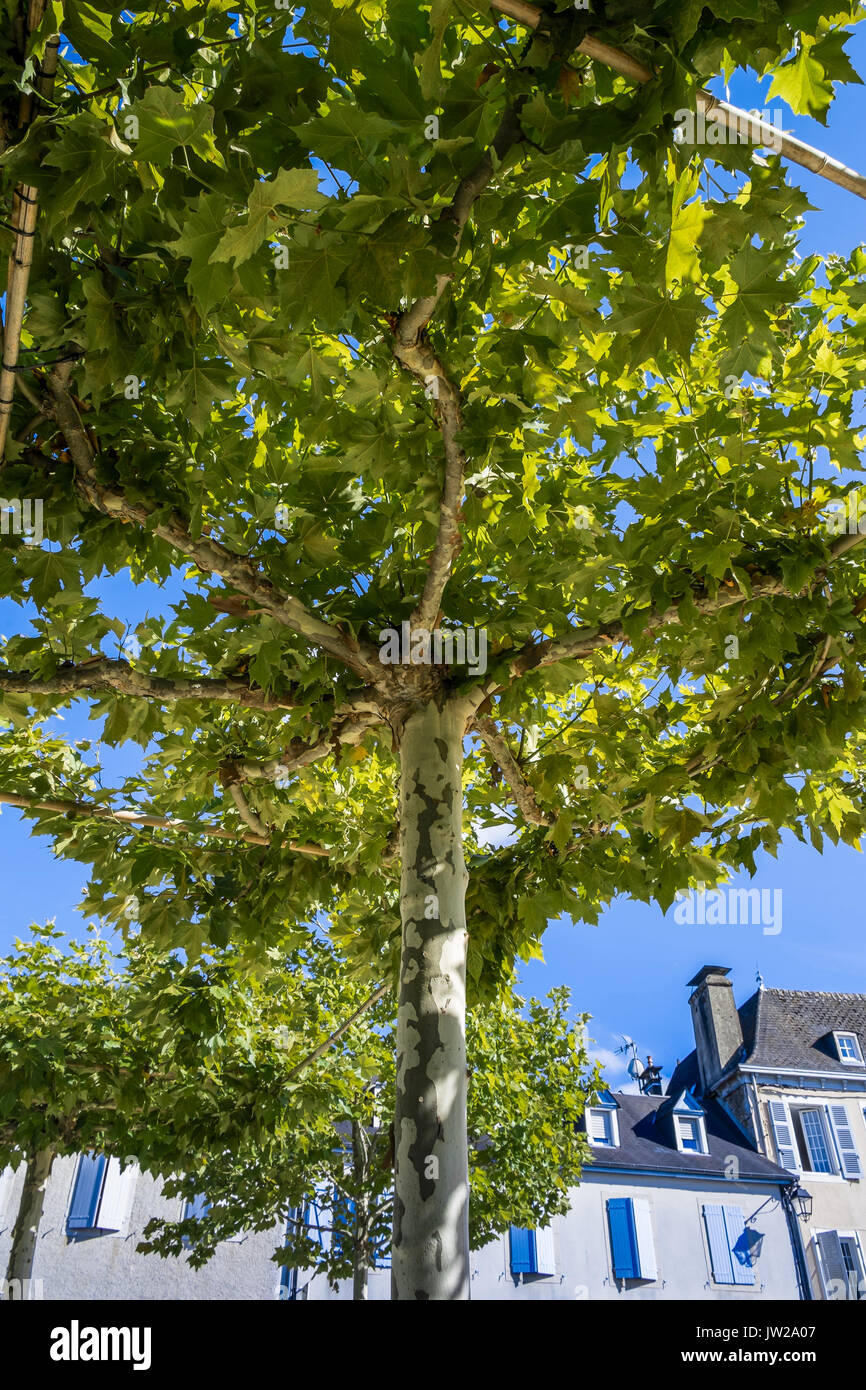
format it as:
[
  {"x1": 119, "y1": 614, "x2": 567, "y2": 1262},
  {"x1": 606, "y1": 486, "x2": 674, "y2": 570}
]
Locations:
[
  {"x1": 392, "y1": 699, "x2": 470, "y2": 1301},
  {"x1": 4, "y1": 1145, "x2": 55, "y2": 1295}
]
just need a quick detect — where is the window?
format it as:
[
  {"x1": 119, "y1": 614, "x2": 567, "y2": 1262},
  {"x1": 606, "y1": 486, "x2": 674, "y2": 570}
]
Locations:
[
  {"x1": 67, "y1": 1154, "x2": 137, "y2": 1235},
  {"x1": 769, "y1": 1101, "x2": 861, "y2": 1179},
  {"x1": 303, "y1": 1196, "x2": 328, "y2": 1251},
  {"x1": 183, "y1": 1193, "x2": 211, "y2": 1222},
  {"x1": 587, "y1": 1108, "x2": 618, "y2": 1147},
  {"x1": 677, "y1": 1117, "x2": 705, "y2": 1152},
  {"x1": 798, "y1": 1109, "x2": 834, "y2": 1174},
  {"x1": 839, "y1": 1236, "x2": 865, "y2": 1299},
  {"x1": 180, "y1": 1192, "x2": 210, "y2": 1248},
  {"x1": 585, "y1": 1093, "x2": 619, "y2": 1147},
  {"x1": 606, "y1": 1198, "x2": 657, "y2": 1281},
  {"x1": 509, "y1": 1225, "x2": 556, "y2": 1279},
  {"x1": 181, "y1": 1193, "x2": 244, "y2": 1245},
  {"x1": 833, "y1": 1032, "x2": 863, "y2": 1065},
  {"x1": 815, "y1": 1230, "x2": 866, "y2": 1300},
  {"x1": 331, "y1": 1189, "x2": 354, "y2": 1259},
  {"x1": 703, "y1": 1204, "x2": 755, "y2": 1286},
  {"x1": 668, "y1": 1091, "x2": 708, "y2": 1154}
]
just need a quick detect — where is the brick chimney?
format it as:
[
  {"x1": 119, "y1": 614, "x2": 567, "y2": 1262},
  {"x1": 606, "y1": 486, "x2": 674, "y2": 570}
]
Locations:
[{"x1": 687, "y1": 965, "x2": 743, "y2": 1094}]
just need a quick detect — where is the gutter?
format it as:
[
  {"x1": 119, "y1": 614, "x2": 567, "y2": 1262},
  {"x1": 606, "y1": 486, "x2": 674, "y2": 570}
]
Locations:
[
  {"x1": 740, "y1": 1065, "x2": 866, "y2": 1083},
  {"x1": 584, "y1": 1165, "x2": 789, "y2": 1185}
]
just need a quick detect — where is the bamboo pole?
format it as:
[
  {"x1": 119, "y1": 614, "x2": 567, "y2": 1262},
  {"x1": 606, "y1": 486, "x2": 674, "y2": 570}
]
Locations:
[
  {"x1": 0, "y1": 7, "x2": 61, "y2": 458},
  {"x1": 285, "y1": 984, "x2": 390, "y2": 1082},
  {"x1": 480, "y1": 0, "x2": 866, "y2": 201}
]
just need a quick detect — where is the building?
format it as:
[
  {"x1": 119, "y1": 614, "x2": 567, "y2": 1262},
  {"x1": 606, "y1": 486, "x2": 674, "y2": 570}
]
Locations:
[
  {"x1": 6, "y1": 962, "x2": 853, "y2": 1301},
  {"x1": 298, "y1": 1084, "x2": 801, "y2": 1301},
  {"x1": 0, "y1": 1154, "x2": 286, "y2": 1301},
  {"x1": 669, "y1": 965, "x2": 866, "y2": 1301},
  {"x1": 466, "y1": 1087, "x2": 801, "y2": 1301}
]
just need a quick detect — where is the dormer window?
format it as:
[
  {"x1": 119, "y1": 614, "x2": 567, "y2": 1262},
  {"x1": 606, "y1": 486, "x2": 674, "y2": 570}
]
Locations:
[
  {"x1": 678, "y1": 1117, "x2": 706, "y2": 1150},
  {"x1": 586, "y1": 1092, "x2": 620, "y2": 1148},
  {"x1": 834, "y1": 1032, "x2": 863, "y2": 1066},
  {"x1": 671, "y1": 1092, "x2": 709, "y2": 1155}
]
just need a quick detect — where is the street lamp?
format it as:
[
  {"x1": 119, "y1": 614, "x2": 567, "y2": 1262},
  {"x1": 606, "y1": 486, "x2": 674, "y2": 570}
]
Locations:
[{"x1": 788, "y1": 1184, "x2": 813, "y2": 1222}]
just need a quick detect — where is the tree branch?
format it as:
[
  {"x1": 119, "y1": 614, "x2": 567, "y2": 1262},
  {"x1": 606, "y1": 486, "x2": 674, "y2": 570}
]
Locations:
[
  {"x1": 478, "y1": 0, "x2": 866, "y2": 201},
  {"x1": 397, "y1": 103, "x2": 527, "y2": 345},
  {"x1": 0, "y1": 658, "x2": 301, "y2": 712},
  {"x1": 44, "y1": 367, "x2": 381, "y2": 682},
  {"x1": 392, "y1": 340, "x2": 467, "y2": 631},
  {"x1": 393, "y1": 104, "x2": 527, "y2": 629},
  {"x1": 463, "y1": 533, "x2": 866, "y2": 713},
  {"x1": 225, "y1": 783, "x2": 270, "y2": 840},
  {"x1": 473, "y1": 718, "x2": 553, "y2": 826},
  {"x1": 0, "y1": 789, "x2": 328, "y2": 855},
  {"x1": 221, "y1": 711, "x2": 380, "y2": 785}
]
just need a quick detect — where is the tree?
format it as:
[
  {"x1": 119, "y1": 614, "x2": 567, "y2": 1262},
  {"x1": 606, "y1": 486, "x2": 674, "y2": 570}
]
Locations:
[
  {"x1": 1, "y1": 0, "x2": 865, "y2": 1298},
  {"x1": 138, "y1": 985, "x2": 596, "y2": 1302},
  {"x1": 0, "y1": 921, "x2": 386, "y2": 1294}
]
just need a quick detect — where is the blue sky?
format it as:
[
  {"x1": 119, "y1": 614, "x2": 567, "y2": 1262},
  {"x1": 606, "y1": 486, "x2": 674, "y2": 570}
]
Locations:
[{"x1": 2, "y1": 23, "x2": 865, "y2": 1094}]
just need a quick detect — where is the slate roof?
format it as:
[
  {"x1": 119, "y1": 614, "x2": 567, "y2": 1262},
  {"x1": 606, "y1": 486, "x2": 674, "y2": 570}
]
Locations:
[
  {"x1": 667, "y1": 986, "x2": 866, "y2": 1097},
  {"x1": 581, "y1": 1092, "x2": 790, "y2": 1184}
]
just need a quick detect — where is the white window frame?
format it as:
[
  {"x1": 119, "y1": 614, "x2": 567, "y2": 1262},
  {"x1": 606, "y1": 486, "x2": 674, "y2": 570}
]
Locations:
[
  {"x1": 586, "y1": 1105, "x2": 619, "y2": 1147},
  {"x1": 833, "y1": 1032, "x2": 864, "y2": 1066},
  {"x1": 674, "y1": 1113, "x2": 708, "y2": 1155},
  {"x1": 798, "y1": 1107, "x2": 836, "y2": 1175}
]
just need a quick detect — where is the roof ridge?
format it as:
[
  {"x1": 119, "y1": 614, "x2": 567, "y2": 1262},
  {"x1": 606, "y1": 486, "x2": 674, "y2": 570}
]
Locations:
[{"x1": 759, "y1": 987, "x2": 866, "y2": 1000}]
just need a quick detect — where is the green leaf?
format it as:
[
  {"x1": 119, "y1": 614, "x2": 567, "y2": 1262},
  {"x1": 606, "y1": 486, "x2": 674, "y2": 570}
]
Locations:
[
  {"x1": 766, "y1": 38, "x2": 834, "y2": 122},
  {"x1": 133, "y1": 88, "x2": 221, "y2": 166},
  {"x1": 211, "y1": 169, "x2": 324, "y2": 267},
  {"x1": 172, "y1": 193, "x2": 234, "y2": 313},
  {"x1": 665, "y1": 168, "x2": 707, "y2": 288}
]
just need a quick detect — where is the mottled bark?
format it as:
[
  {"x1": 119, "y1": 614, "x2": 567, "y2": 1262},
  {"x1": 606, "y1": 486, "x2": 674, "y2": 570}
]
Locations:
[
  {"x1": 4, "y1": 1146, "x2": 55, "y2": 1292},
  {"x1": 392, "y1": 701, "x2": 470, "y2": 1300}
]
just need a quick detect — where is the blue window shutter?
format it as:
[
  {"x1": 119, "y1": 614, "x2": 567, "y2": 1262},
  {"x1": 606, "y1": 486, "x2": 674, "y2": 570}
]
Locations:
[
  {"x1": 723, "y1": 1206, "x2": 755, "y2": 1286},
  {"x1": 607, "y1": 1199, "x2": 638, "y2": 1279},
  {"x1": 67, "y1": 1154, "x2": 106, "y2": 1230},
  {"x1": 703, "y1": 1204, "x2": 734, "y2": 1284},
  {"x1": 509, "y1": 1226, "x2": 536, "y2": 1275}
]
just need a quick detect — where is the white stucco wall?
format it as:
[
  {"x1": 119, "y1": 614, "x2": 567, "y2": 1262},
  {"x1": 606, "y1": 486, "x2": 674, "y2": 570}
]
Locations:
[
  {"x1": 301, "y1": 1173, "x2": 801, "y2": 1302},
  {"x1": 0, "y1": 1157, "x2": 287, "y2": 1301},
  {"x1": 754, "y1": 1084, "x2": 866, "y2": 1299},
  {"x1": 1, "y1": 1159, "x2": 802, "y2": 1302}
]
